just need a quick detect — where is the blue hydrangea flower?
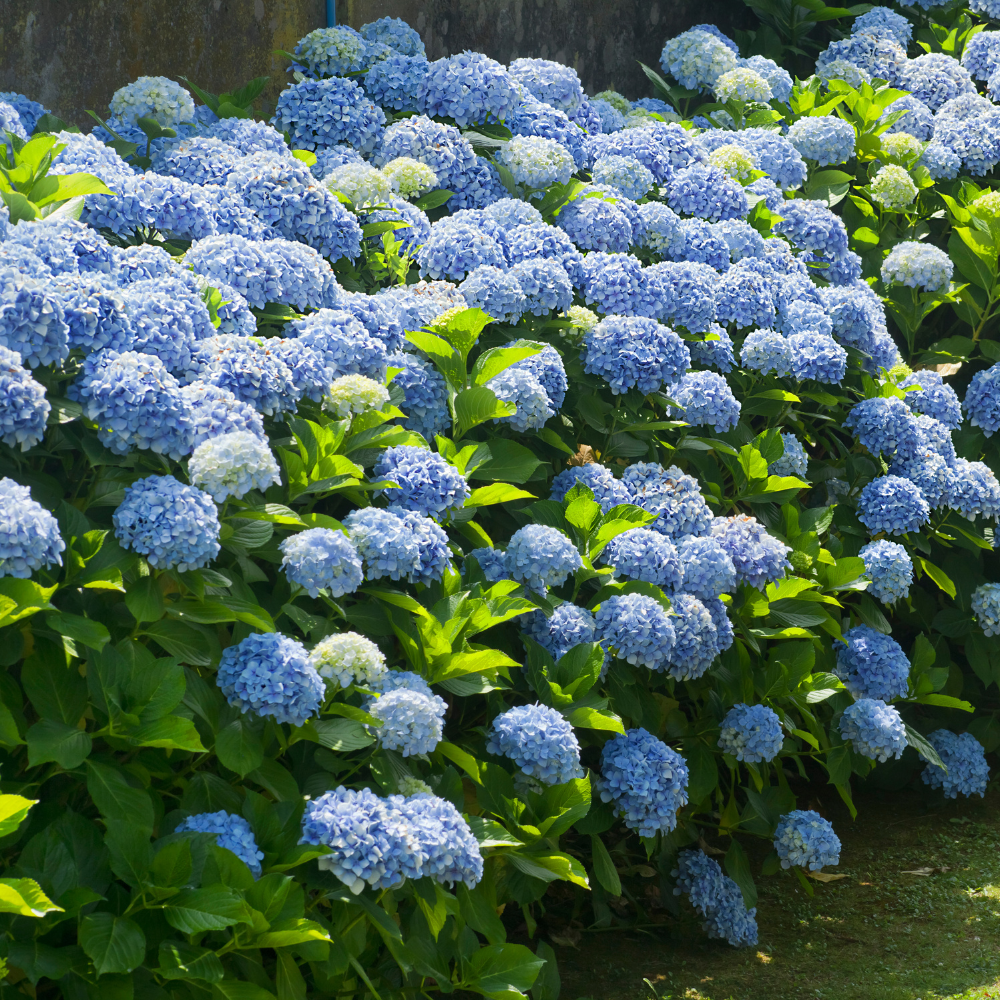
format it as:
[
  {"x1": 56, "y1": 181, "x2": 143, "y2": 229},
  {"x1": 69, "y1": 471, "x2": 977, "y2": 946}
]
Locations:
[
  {"x1": 396, "y1": 792, "x2": 483, "y2": 888},
  {"x1": 578, "y1": 252, "x2": 646, "y2": 316},
  {"x1": 495, "y1": 134, "x2": 575, "y2": 188},
  {"x1": 151, "y1": 136, "x2": 245, "y2": 186},
  {"x1": 711, "y1": 515, "x2": 790, "y2": 591},
  {"x1": 817, "y1": 30, "x2": 908, "y2": 86},
  {"x1": 769, "y1": 433, "x2": 808, "y2": 480},
  {"x1": 645, "y1": 262, "x2": 717, "y2": 333},
  {"x1": 504, "y1": 222, "x2": 585, "y2": 286},
  {"x1": 859, "y1": 540, "x2": 913, "y2": 604},
  {"x1": 673, "y1": 849, "x2": 758, "y2": 948},
  {"x1": 599, "y1": 728, "x2": 689, "y2": 837},
  {"x1": 273, "y1": 75, "x2": 385, "y2": 153},
  {"x1": 624, "y1": 463, "x2": 713, "y2": 541},
  {"x1": 845, "y1": 396, "x2": 922, "y2": 462},
  {"x1": 291, "y1": 25, "x2": 371, "y2": 77},
  {"x1": 596, "y1": 593, "x2": 676, "y2": 670},
  {"x1": 338, "y1": 292, "x2": 406, "y2": 354},
  {"x1": 590, "y1": 99, "x2": 626, "y2": 133},
  {"x1": 374, "y1": 445, "x2": 470, "y2": 517},
  {"x1": 670, "y1": 218, "x2": 731, "y2": 271},
  {"x1": 109, "y1": 76, "x2": 195, "y2": 126},
  {"x1": 54, "y1": 276, "x2": 135, "y2": 356},
  {"x1": 690, "y1": 327, "x2": 736, "y2": 373},
  {"x1": 857, "y1": 475, "x2": 930, "y2": 536},
  {"x1": 522, "y1": 604, "x2": 600, "y2": 661},
  {"x1": 713, "y1": 220, "x2": 766, "y2": 264},
  {"x1": 0, "y1": 276, "x2": 70, "y2": 369},
  {"x1": 556, "y1": 194, "x2": 632, "y2": 252},
  {"x1": 508, "y1": 57, "x2": 584, "y2": 111},
  {"x1": 505, "y1": 524, "x2": 581, "y2": 593},
  {"x1": 485, "y1": 198, "x2": 543, "y2": 230},
  {"x1": 947, "y1": 458, "x2": 1000, "y2": 522},
  {"x1": 773, "y1": 199, "x2": 849, "y2": 258},
  {"x1": 678, "y1": 536, "x2": 737, "y2": 599},
  {"x1": 854, "y1": 6, "x2": 912, "y2": 46},
  {"x1": 0, "y1": 479, "x2": 64, "y2": 579},
  {"x1": 669, "y1": 593, "x2": 721, "y2": 680},
  {"x1": 746, "y1": 177, "x2": 784, "y2": 211},
  {"x1": 286, "y1": 310, "x2": 387, "y2": 382},
  {"x1": 279, "y1": 528, "x2": 363, "y2": 599},
  {"x1": 218, "y1": 632, "x2": 323, "y2": 726},
  {"x1": 360, "y1": 16, "x2": 425, "y2": 56},
  {"x1": 309, "y1": 631, "x2": 387, "y2": 690},
  {"x1": 176, "y1": 812, "x2": 264, "y2": 876},
  {"x1": 835, "y1": 625, "x2": 910, "y2": 702},
  {"x1": 840, "y1": 698, "x2": 907, "y2": 762},
  {"x1": 71, "y1": 350, "x2": 193, "y2": 459},
  {"x1": 300, "y1": 786, "x2": 418, "y2": 893},
  {"x1": 0, "y1": 346, "x2": 49, "y2": 452},
  {"x1": 504, "y1": 342, "x2": 568, "y2": 410},
  {"x1": 417, "y1": 51, "x2": 517, "y2": 126},
  {"x1": 963, "y1": 30, "x2": 1000, "y2": 82},
  {"x1": 459, "y1": 266, "x2": 525, "y2": 324},
  {"x1": 345, "y1": 507, "x2": 450, "y2": 585},
  {"x1": 669, "y1": 372, "x2": 741, "y2": 433},
  {"x1": 789, "y1": 332, "x2": 847, "y2": 384},
  {"x1": 508, "y1": 94, "x2": 589, "y2": 168},
  {"x1": 387, "y1": 351, "x2": 449, "y2": 440},
  {"x1": 740, "y1": 54, "x2": 793, "y2": 102},
  {"x1": 118, "y1": 282, "x2": 205, "y2": 375},
  {"x1": 880, "y1": 95, "x2": 935, "y2": 141},
  {"x1": 311, "y1": 144, "x2": 365, "y2": 179},
  {"x1": 510, "y1": 260, "x2": 574, "y2": 317},
  {"x1": 913, "y1": 414, "x2": 957, "y2": 466},
  {"x1": 6, "y1": 217, "x2": 114, "y2": 274},
  {"x1": 964, "y1": 362, "x2": 1000, "y2": 436},
  {"x1": 660, "y1": 29, "x2": 738, "y2": 91},
  {"x1": 363, "y1": 53, "x2": 429, "y2": 113},
  {"x1": 415, "y1": 221, "x2": 506, "y2": 281},
  {"x1": 369, "y1": 687, "x2": 447, "y2": 756},
  {"x1": 666, "y1": 164, "x2": 747, "y2": 222},
  {"x1": 113, "y1": 475, "x2": 220, "y2": 572},
  {"x1": 464, "y1": 547, "x2": 509, "y2": 584},
  {"x1": 603, "y1": 528, "x2": 683, "y2": 590},
  {"x1": 550, "y1": 463, "x2": 631, "y2": 512},
  {"x1": 592, "y1": 154, "x2": 655, "y2": 200},
  {"x1": 0, "y1": 91, "x2": 48, "y2": 133},
  {"x1": 487, "y1": 703, "x2": 584, "y2": 784},
  {"x1": 188, "y1": 335, "x2": 299, "y2": 415},
  {"x1": 637, "y1": 202, "x2": 682, "y2": 255},
  {"x1": 787, "y1": 116, "x2": 856, "y2": 165},
  {"x1": 488, "y1": 368, "x2": 553, "y2": 432},
  {"x1": 583, "y1": 316, "x2": 690, "y2": 395},
  {"x1": 922, "y1": 730, "x2": 990, "y2": 799},
  {"x1": 187, "y1": 430, "x2": 281, "y2": 502},
  {"x1": 974, "y1": 583, "x2": 1000, "y2": 637},
  {"x1": 899, "y1": 53, "x2": 976, "y2": 113},
  {"x1": 774, "y1": 810, "x2": 841, "y2": 871},
  {"x1": 718, "y1": 704, "x2": 783, "y2": 763},
  {"x1": 49, "y1": 130, "x2": 134, "y2": 187}
]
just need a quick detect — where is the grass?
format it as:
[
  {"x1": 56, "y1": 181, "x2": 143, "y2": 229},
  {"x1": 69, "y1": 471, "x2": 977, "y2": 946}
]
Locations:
[{"x1": 543, "y1": 785, "x2": 1000, "y2": 1000}]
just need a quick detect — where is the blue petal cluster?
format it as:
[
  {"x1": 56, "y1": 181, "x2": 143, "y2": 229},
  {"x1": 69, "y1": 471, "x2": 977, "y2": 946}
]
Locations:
[
  {"x1": 505, "y1": 524, "x2": 582, "y2": 593},
  {"x1": 856, "y1": 475, "x2": 930, "y2": 536},
  {"x1": 176, "y1": 812, "x2": 264, "y2": 877},
  {"x1": 187, "y1": 430, "x2": 281, "y2": 502},
  {"x1": 550, "y1": 463, "x2": 631, "y2": 512},
  {"x1": 774, "y1": 810, "x2": 841, "y2": 870},
  {"x1": 374, "y1": 446, "x2": 470, "y2": 517},
  {"x1": 345, "y1": 507, "x2": 450, "y2": 585},
  {"x1": 369, "y1": 687, "x2": 447, "y2": 756},
  {"x1": 840, "y1": 698, "x2": 907, "y2": 762},
  {"x1": 523, "y1": 604, "x2": 600, "y2": 661},
  {"x1": 624, "y1": 462, "x2": 714, "y2": 540},
  {"x1": 387, "y1": 351, "x2": 450, "y2": 440},
  {"x1": 417, "y1": 52, "x2": 517, "y2": 127},
  {"x1": 487, "y1": 703, "x2": 584, "y2": 784},
  {"x1": 666, "y1": 165, "x2": 748, "y2": 222},
  {"x1": 669, "y1": 371, "x2": 741, "y2": 432},
  {"x1": 718, "y1": 703, "x2": 783, "y2": 763},
  {"x1": 673, "y1": 849, "x2": 758, "y2": 948},
  {"x1": 973, "y1": 583, "x2": 1000, "y2": 637},
  {"x1": 603, "y1": 528, "x2": 683, "y2": 590},
  {"x1": 0, "y1": 479, "x2": 64, "y2": 579},
  {"x1": 596, "y1": 593, "x2": 676, "y2": 670},
  {"x1": 583, "y1": 315, "x2": 690, "y2": 395},
  {"x1": 921, "y1": 730, "x2": 990, "y2": 799},
  {"x1": 860, "y1": 540, "x2": 913, "y2": 604},
  {"x1": 0, "y1": 346, "x2": 49, "y2": 451},
  {"x1": 711, "y1": 515, "x2": 790, "y2": 591},
  {"x1": 678, "y1": 536, "x2": 737, "y2": 599},
  {"x1": 835, "y1": 625, "x2": 910, "y2": 702},
  {"x1": 280, "y1": 528, "x2": 363, "y2": 598}
]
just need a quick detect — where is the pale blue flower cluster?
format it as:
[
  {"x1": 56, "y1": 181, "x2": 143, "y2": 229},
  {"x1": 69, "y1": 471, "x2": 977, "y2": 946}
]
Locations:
[
  {"x1": 188, "y1": 430, "x2": 281, "y2": 502},
  {"x1": 506, "y1": 223, "x2": 585, "y2": 286},
  {"x1": 856, "y1": 475, "x2": 930, "y2": 536},
  {"x1": 0, "y1": 91, "x2": 48, "y2": 133},
  {"x1": 0, "y1": 479, "x2": 64, "y2": 579},
  {"x1": 669, "y1": 371, "x2": 741, "y2": 432},
  {"x1": 217, "y1": 632, "x2": 323, "y2": 726},
  {"x1": 551, "y1": 463, "x2": 631, "y2": 512},
  {"x1": 667, "y1": 164, "x2": 748, "y2": 222},
  {"x1": 973, "y1": 583, "x2": 1000, "y2": 637},
  {"x1": 273, "y1": 76, "x2": 385, "y2": 153},
  {"x1": 678, "y1": 536, "x2": 737, "y2": 599},
  {"x1": 523, "y1": 604, "x2": 600, "y2": 661},
  {"x1": 624, "y1": 462, "x2": 714, "y2": 540},
  {"x1": 396, "y1": 793, "x2": 483, "y2": 888},
  {"x1": 660, "y1": 29, "x2": 738, "y2": 90},
  {"x1": 508, "y1": 57, "x2": 584, "y2": 111},
  {"x1": 845, "y1": 396, "x2": 921, "y2": 462},
  {"x1": 364, "y1": 53, "x2": 429, "y2": 113},
  {"x1": 0, "y1": 346, "x2": 49, "y2": 451},
  {"x1": 596, "y1": 593, "x2": 676, "y2": 670},
  {"x1": 673, "y1": 849, "x2": 758, "y2": 948},
  {"x1": 787, "y1": 116, "x2": 856, "y2": 165},
  {"x1": 292, "y1": 25, "x2": 371, "y2": 77},
  {"x1": 598, "y1": 728, "x2": 689, "y2": 837},
  {"x1": 880, "y1": 95, "x2": 935, "y2": 141},
  {"x1": 899, "y1": 53, "x2": 976, "y2": 112},
  {"x1": 711, "y1": 515, "x2": 790, "y2": 591},
  {"x1": 374, "y1": 445, "x2": 470, "y2": 517},
  {"x1": 287, "y1": 309, "x2": 387, "y2": 380},
  {"x1": 853, "y1": 6, "x2": 912, "y2": 46},
  {"x1": 113, "y1": 474, "x2": 220, "y2": 572},
  {"x1": 387, "y1": 351, "x2": 450, "y2": 440},
  {"x1": 496, "y1": 135, "x2": 575, "y2": 188},
  {"x1": 189, "y1": 335, "x2": 298, "y2": 415},
  {"x1": 176, "y1": 812, "x2": 264, "y2": 877},
  {"x1": 689, "y1": 327, "x2": 736, "y2": 372},
  {"x1": 309, "y1": 631, "x2": 386, "y2": 689},
  {"x1": 511, "y1": 260, "x2": 574, "y2": 317},
  {"x1": 769, "y1": 433, "x2": 808, "y2": 480},
  {"x1": 648, "y1": 262, "x2": 717, "y2": 333},
  {"x1": 670, "y1": 593, "x2": 721, "y2": 679},
  {"x1": 718, "y1": 703, "x2": 783, "y2": 763},
  {"x1": 592, "y1": 154, "x2": 655, "y2": 200},
  {"x1": 109, "y1": 76, "x2": 195, "y2": 127},
  {"x1": 835, "y1": 625, "x2": 910, "y2": 702},
  {"x1": 345, "y1": 507, "x2": 450, "y2": 585},
  {"x1": 505, "y1": 524, "x2": 582, "y2": 593},
  {"x1": 416, "y1": 221, "x2": 506, "y2": 281},
  {"x1": 583, "y1": 315, "x2": 690, "y2": 395},
  {"x1": 360, "y1": 16, "x2": 425, "y2": 56},
  {"x1": 947, "y1": 458, "x2": 1000, "y2": 522},
  {"x1": 279, "y1": 528, "x2": 363, "y2": 599},
  {"x1": 369, "y1": 686, "x2": 447, "y2": 756},
  {"x1": 556, "y1": 194, "x2": 633, "y2": 252},
  {"x1": 487, "y1": 703, "x2": 584, "y2": 784},
  {"x1": 860, "y1": 540, "x2": 913, "y2": 604},
  {"x1": 0, "y1": 276, "x2": 69, "y2": 368},
  {"x1": 921, "y1": 730, "x2": 990, "y2": 799},
  {"x1": 417, "y1": 52, "x2": 518, "y2": 127},
  {"x1": 488, "y1": 367, "x2": 553, "y2": 432},
  {"x1": 603, "y1": 528, "x2": 683, "y2": 590},
  {"x1": 881, "y1": 241, "x2": 953, "y2": 291},
  {"x1": 774, "y1": 810, "x2": 841, "y2": 870},
  {"x1": 840, "y1": 698, "x2": 907, "y2": 762},
  {"x1": 963, "y1": 362, "x2": 1000, "y2": 436},
  {"x1": 963, "y1": 30, "x2": 1000, "y2": 81}
]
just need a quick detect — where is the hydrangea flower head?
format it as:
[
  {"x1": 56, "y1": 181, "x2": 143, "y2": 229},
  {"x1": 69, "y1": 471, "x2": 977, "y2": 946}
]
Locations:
[
  {"x1": 556, "y1": 193, "x2": 632, "y2": 251},
  {"x1": 673, "y1": 849, "x2": 758, "y2": 948},
  {"x1": 603, "y1": 528, "x2": 683, "y2": 590},
  {"x1": 380, "y1": 156, "x2": 438, "y2": 198},
  {"x1": 669, "y1": 593, "x2": 722, "y2": 680},
  {"x1": 113, "y1": 475, "x2": 220, "y2": 572},
  {"x1": 279, "y1": 528, "x2": 363, "y2": 599},
  {"x1": 0, "y1": 275, "x2": 70, "y2": 369},
  {"x1": 522, "y1": 604, "x2": 601, "y2": 663},
  {"x1": 880, "y1": 95, "x2": 935, "y2": 141},
  {"x1": 774, "y1": 810, "x2": 840, "y2": 870},
  {"x1": 415, "y1": 221, "x2": 506, "y2": 281},
  {"x1": 583, "y1": 316, "x2": 690, "y2": 395},
  {"x1": 711, "y1": 515, "x2": 790, "y2": 591},
  {"x1": 678, "y1": 536, "x2": 737, "y2": 599},
  {"x1": 508, "y1": 57, "x2": 585, "y2": 111},
  {"x1": 488, "y1": 367, "x2": 553, "y2": 432},
  {"x1": 487, "y1": 703, "x2": 584, "y2": 784},
  {"x1": 505, "y1": 524, "x2": 581, "y2": 593},
  {"x1": 853, "y1": 6, "x2": 912, "y2": 47},
  {"x1": 922, "y1": 730, "x2": 989, "y2": 799},
  {"x1": 176, "y1": 812, "x2": 264, "y2": 877},
  {"x1": 623, "y1": 463, "x2": 713, "y2": 540},
  {"x1": 293, "y1": 25, "x2": 369, "y2": 77},
  {"x1": 0, "y1": 479, "x2": 64, "y2": 579},
  {"x1": 836, "y1": 625, "x2": 910, "y2": 701},
  {"x1": 669, "y1": 372, "x2": 741, "y2": 432},
  {"x1": 718, "y1": 704, "x2": 783, "y2": 763},
  {"x1": 708, "y1": 144, "x2": 759, "y2": 183},
  {"x1": 273, "y1": 76, "x2": 385, "y2": 154},
  {"x1": 360, "y1": 16, "x2": 425, "y2": 56},
  {"x1": 326, "y1": 374, "x2": 390, "y2": 418},
  {"x1": 899, "y1": 53, "x2": 976, "y2": 112},
  {"x1": 667, "y1": 164, "x2": 748, "y2": 222},
  {"x1": 417, "y1": 51, "x2": 518, "y2": 126},
  {"x1": 369, "y1": 687, "x2": 447, "y2": 756},
  {"x1": 374, "y1": 445, "x2": 470, "y2": 517},
  {"x1": 596, "y1": 593, "x2": 676, "y2": 670},
  {"x1": 870, "y1": 164, "x2": 918, "y2": 210},
  {"x1": 899, "y1": 370, "x2": 961, "y2": 429},
  {"x1": 973, "y1": 583, "x2": 1000, "y2": 637},
  {"x1": 387, "y1": 351, "x2": 449, "y2": 441},
  {"x1": 396, "y1": 792, "x2": 483, "y2": 887},
  {"x1": 592, "y1": 154, "x2": 655, "y2": 200},
  {"x1": 844, "y1": 396, "x2": 921, "y2": 462},
  {"x1": 496, "y1": 134, "x2": 575, "y2": 189},
  {"x1": 510, "y1": 259, "x2": 574, "y2": 317},
  {"x1": 947, "y1": 458, "x2": 1000, "y2": 522},
  {"x1": 856, "y1": 475, "x2": 930, "y2": 536},
  {"x1": 109, "y1": 76, "x2": 195, "y2": 126},
  {"x1": 217, "y1": 632, "x2": 323, "y2": 727},
  {"x1": 309, "y1": 631, "x2": 387, "y2": 689},
  {"x1": 598, "y1": 728, "x2": 689, "y2": 836},
  {"x1": 550, "y1": 463, "x2": 631, "y2": 512},
  {"x1": 0, "y1": 346, "x2": 49, "y2": 451},
  {"x1": 690, "y1": 326, "x2": 736, "y2": 373},
  {"x1": 787, "y1": 116, "x2": 856, "y2": 166},
  {"x1": 660, "y1": 29, "x2": 739, "y2": 90},
  {"x1": 188, "y1": 430, "x2": 282, "y2": 502},
  {"x1": 840, "y1": 698, "x2": 907, "y2": 762},
  {"x1": 770, "y1": 433, "x2": 808, "y2": 480},
  {"x1": 325, "y1": 163, "x2": 393, "y2": 208},
  {"x1": 364, "y1": 53, "x2": 429, "y2": 113},
  {"x1": 715, "y1": 67, "x2": 772, "y2": 102},
  {"x1": 860, "y1": 540, "x2": 913, "y2": 604}
]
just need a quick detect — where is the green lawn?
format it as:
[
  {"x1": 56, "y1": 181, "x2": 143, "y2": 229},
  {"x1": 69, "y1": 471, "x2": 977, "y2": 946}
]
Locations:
[{"x1": 547, "y1": 786, "x2": 1000, "y2": 1000}]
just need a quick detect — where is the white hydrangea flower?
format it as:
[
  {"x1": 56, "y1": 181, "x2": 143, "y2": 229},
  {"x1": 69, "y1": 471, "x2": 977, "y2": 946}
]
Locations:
[
  {"x1": 870, "y1": 164, "x2": 918, "y2": 210},
  {"x1": 881, "y1": 132, "x2": 923, "y2": 163},
  {"x1": 817, "y1": 58, "x2": 871, "y2": 89},
  {"x1": 381, "y1": 157, "x2": 438, "y2": 198},
  {"x1": 188, "y1": 430, "x2": 281, "y2": 502},
  {"x1": 495, "y1": 135, "x2": 575, "y2": 189},
  {"x1": 398, "y1": 775, "x2": 434, "y2": 796},
  {"x1": 881, "y1": 241, "x2": 953, "y2": 291},
  {"x1": 325, "y1": 162, "x2": 394, "y2": 208},
  {"x1": 309, "y1": 631, "x2": 387, "y2": 688},
  {"x1": 561, "y1": 305, "x2": 599, "y2": 340},
  {"x1": 708, "y1": 143, "x2": 759, "y2": 182},
  {"x1": 714, "y1": 67, "x2": 772, "y2": 103},
  {"x1": 971, "y1": 190, "x2": 1000, "y2": 218},
  {"x1": 109, "y1": 76, "x2": 196, "y2": 127},
  {"x1": 325, "y1": 374, "x2": 390, "y2": 417}
]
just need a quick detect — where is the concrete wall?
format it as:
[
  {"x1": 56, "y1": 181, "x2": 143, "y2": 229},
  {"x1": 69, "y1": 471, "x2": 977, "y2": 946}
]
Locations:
[{"x1": 0, "y1": 0, "x2": 755, "y2": 129}]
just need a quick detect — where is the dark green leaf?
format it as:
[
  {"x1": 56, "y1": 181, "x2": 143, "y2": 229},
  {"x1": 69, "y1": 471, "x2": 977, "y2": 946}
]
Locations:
[{"x1": 79, "y1": 913, "x2": 145, "y2": 976}]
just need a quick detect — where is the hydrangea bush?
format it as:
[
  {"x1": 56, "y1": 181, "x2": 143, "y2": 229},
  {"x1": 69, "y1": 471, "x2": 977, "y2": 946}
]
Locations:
[{"x1": 0, "y1": 3, "x2": 999, "y2": 994}]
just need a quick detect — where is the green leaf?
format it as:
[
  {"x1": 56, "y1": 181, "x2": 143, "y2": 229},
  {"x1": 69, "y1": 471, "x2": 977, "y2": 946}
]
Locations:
[
  {"x1": 917, "y1": 557, "x2": 956, "y2": 599},
  {"x1": 0, "y1": 578, "x2": 58, "y2": 627},
  {"x1": 0, "y1": 794, "x2": 36, "y2": 838},
  {"x1": 126, "y1": 715, "x2": 206, "y2": 751},
  {"x1": 455, "y1": 386, "x2": 516, "y2": 437},
  {"x1": 26, "y1": 719, "x2": 92, "y2": 769},
  {"x1": 469, "y1": 440, "x2": 543, "y2": 483},
  {"x1": 471, "y1": 344, "x2": 544, "y2": 386},
  {"x1": 141, "y1": 620, "x2": 215, "y2": 665},
  {"x1": 30, "y1": 172, "x2": 113, "y2": 206},
  {"x1": 464, "y1": 943, "x2": 546, "y2": 999},
  {"x1": 912, "y1": 694, "x2": 974, "y2": 712},
  {"x1": 125, "y1": 576, "x2": 165, "y2": 623},
  {"x1": 254, "y1": 918, "x2": 331, "y2": 948},
  {"x1": 45, "y1": 612, "x2": 110, "y2": 651},
  {"x1": 412, "y1": 189, "x2": 453, "y2": 210},
  {"x1": 164, "y1": 888, "x2": 250, "y2": 933},
  {"x1": 79, "y1": 913, "x2": 145, "y2": 975},
  {"x1": 0, "y1": 878, "x2": 63, "y2": 917},
  {"x1": 213, "y1": 983, "x2": 276, "y2": 1000},
  {"x1": 464, "y1": 484, "x2": 536, "y2": 507},
  {"x1": 308, "y1": 717, "x2": 374, "y2": 752},
  {"x1": 905, "y1": 724, "x2": 946, "y2": 770},
  {"x1": 215, "y1": 718, "x2": 264, "y2": 776},
  {"x1": 589, "y1": 835, "x2": 621, "y2": 896},
  {"x1": 158, "y1": 941, "x2": 225, "y2": 982},
  {"x1": 566, "y1": 706, "x2": 624, "y2": 733},
  {"x1": 86, "y1": 760, "x2": 154, "y2": 833},
  {"x1": 724, "y1": 839, "x2": 757, "y2": 909}
]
